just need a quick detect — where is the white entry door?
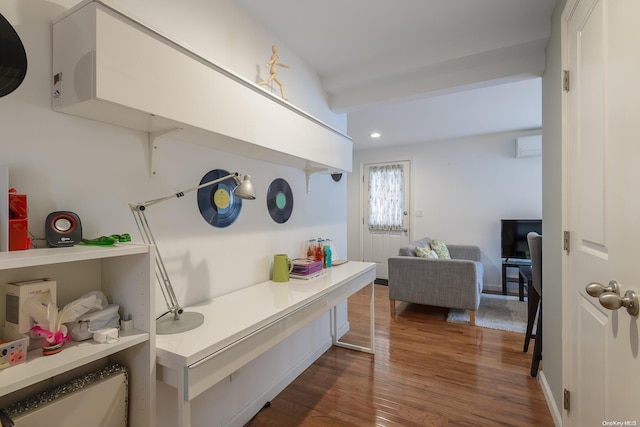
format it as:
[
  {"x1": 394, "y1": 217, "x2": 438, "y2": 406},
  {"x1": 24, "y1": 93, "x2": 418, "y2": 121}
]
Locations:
[
  {"x1": 565, "y1": 0, "x2": 640, "y2": 424},
  {"x1": 362, "y1": 160, "x2": 411, "y2": 279}
]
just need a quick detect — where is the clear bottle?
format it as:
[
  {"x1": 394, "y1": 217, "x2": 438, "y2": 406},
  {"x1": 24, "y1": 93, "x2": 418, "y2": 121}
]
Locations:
[{"x1": 307, "y1": 239, "x2": 316, "y2": 259}]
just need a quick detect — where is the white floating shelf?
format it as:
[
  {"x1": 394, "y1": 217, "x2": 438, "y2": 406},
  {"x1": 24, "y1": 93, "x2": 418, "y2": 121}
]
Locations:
[
  {"x1": 0, "y1": 330, "x2": 148, "y2": 398},
  {"x1": 0, "y1": 244, "x2": 149, "y2": 270},
  {"x1": 52, "y1": 0, "x2": 352, "y2": 174}
]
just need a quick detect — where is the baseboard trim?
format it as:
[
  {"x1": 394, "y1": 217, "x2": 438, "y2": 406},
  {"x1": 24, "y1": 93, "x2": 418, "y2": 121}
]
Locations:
[
  {"x1": 538, "y1": 370, "x2": 562, "y2": 426},
  {"x1": 223, "y1": 338, "x2": 334, "y2": 427}
]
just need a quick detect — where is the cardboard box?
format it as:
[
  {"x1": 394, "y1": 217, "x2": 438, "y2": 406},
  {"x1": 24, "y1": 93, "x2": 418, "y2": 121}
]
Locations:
[
  {"x1": 0, "y1": 329, "x2": 29, "y2": 370},
  {"x1": 5, "y1": 278, "x2": 57, "y2": 334}
]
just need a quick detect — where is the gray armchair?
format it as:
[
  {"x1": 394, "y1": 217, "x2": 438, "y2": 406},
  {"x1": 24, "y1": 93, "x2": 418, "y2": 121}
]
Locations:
[{"x1": 388, "y1": 238, "x2": 484, "y2": 325}]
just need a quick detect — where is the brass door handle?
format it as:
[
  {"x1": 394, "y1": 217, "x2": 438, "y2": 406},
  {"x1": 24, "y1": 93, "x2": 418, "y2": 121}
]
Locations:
[
  {"x1": 586, "y1": 280, "x2": 639, "y2": 316},
  {"x1": 586, "y1": 280, "x2": 620, "y2": 297},
  {"x1": 599, "y1": 291, "x2": 639, "y2": 316}
]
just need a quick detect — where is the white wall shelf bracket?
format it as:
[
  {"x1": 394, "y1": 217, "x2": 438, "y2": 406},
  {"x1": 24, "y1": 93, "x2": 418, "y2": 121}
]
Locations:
[
  {"x1": 304, "y1": 163, "x2": 328, "y2": 194},
  {"x1": 148, "y1": 128, "x2": 183, "y2": 177}
]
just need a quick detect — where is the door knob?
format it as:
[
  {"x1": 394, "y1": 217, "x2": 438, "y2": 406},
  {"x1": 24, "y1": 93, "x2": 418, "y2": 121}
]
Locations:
[
  {"x1": 586, "y1": 280, "x2": 620, "y2": 297},
  {"x1": 599, "y1": 290, "x2": 639, "y2": 316}
]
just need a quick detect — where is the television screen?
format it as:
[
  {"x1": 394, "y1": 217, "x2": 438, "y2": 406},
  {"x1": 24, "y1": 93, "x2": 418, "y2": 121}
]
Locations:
[{"x1": 501, "y1": 219, "x2": 542, "y2": 260}]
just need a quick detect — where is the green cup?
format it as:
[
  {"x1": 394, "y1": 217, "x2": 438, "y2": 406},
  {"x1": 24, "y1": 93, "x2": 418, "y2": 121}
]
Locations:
[{"x1": 273, "y1": 254, "x2": 293, "y2": 282}]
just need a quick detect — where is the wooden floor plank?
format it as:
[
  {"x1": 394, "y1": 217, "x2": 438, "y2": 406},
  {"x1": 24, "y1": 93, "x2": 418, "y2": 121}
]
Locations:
[{"x1": 246, "y1": 285, "x2": 553, "y2": 426}]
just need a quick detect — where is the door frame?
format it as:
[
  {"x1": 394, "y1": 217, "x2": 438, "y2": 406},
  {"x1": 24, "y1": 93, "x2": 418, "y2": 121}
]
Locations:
[
  {"x1": 359, "y1": 157, "x2": 414, "y2": 263},
  {"x1": 561, "y1": 2, "x2": 575, "y2": 425},
  {"x1": 561, "y1": 3, "x2": 571, "y2": 426}
]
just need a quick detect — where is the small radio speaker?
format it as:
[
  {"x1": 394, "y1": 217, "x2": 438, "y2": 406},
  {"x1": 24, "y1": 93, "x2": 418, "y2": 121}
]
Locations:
[{"x1": 45, "y1": 211, "x2": 82, "y2": 247}]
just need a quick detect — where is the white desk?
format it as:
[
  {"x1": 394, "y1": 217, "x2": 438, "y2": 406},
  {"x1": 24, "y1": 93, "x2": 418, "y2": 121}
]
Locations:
[{"x1": 155, "y1": 261, "x2": 376, "y2": 427}]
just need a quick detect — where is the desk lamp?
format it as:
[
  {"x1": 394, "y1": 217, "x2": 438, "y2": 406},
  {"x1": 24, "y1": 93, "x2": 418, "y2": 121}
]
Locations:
[{"x1": 130, "y1": 172, "x2": 255, "y2": 334}]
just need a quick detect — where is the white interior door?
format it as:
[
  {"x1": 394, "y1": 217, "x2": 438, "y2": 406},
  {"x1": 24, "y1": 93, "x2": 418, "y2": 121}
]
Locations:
[
  {"x1": 362, "y1": 160, "x2": 411, "y2": 280},
  {"x1": 565, "y1": 0, "x2": 640, "y2": 424}
]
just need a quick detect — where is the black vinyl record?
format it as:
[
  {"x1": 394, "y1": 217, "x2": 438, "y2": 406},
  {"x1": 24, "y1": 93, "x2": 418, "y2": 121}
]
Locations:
[
  {"x1": 267, "y1": 178, "x2": 293, "y2": 224},
  {"x1": 197, "y1": 169, "x2": 242, "y2": 228},
  {"x1": 0, "y1": 13, "x2": 27, "y2": 98}
]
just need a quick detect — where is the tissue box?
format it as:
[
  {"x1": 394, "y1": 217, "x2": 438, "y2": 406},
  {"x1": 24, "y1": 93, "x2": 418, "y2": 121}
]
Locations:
[
  {"x1": 5, "y1": 278, "x2": 57, "y2": 334},
  {"x1": 0, "y1": 329, "x2": 29, "y2": 370}
]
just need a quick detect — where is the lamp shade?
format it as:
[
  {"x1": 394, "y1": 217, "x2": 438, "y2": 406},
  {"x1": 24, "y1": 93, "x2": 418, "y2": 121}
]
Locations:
[{"x1": 234, "y1": 175, "x2": 256, "y2": 200}]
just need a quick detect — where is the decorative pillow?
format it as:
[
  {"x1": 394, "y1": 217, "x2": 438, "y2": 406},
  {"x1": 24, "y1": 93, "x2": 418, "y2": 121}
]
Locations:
[
  {"x1": 414, "y1": 246, "x2": 439, "y2": 259},
  {"x1": 430, "y1": 239, "x2": 451, "y2": 259},
  {"x1": 399, "y1": 245, "x2": 416, "y2": 256}
]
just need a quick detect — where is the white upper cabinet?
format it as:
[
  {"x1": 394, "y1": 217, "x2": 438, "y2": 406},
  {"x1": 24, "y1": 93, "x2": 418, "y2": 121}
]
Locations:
[{"x1": 52, "y1": 1, "x2": 352, "y2": 173}]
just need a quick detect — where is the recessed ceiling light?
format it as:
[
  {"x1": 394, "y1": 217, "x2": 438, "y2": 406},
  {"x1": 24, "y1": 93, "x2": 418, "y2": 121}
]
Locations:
[{"x1": 369, "y1": 132, "x2": 381, "y2": 138}]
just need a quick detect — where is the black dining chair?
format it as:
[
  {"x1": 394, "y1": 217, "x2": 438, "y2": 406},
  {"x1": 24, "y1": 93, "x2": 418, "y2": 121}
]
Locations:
[{"x1": 525, "y1": 231, "x2": 542, "y2": 377}]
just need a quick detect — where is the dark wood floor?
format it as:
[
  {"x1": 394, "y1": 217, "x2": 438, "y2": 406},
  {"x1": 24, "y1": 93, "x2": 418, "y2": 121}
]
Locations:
[{"x1": 246, "y1": 284, "x2": 553, "y2": 426}]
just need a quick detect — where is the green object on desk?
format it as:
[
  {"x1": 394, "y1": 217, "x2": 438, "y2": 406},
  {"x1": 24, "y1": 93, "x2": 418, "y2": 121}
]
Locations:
[
  {"x1": 81, "y1": 233, "x2": 131, "y2": 246},
  {"x1": 111, "y1": 233, "x2": 131, "y2": 242},
  {"x1": 82, "y1": 236, "x2": 117, "y2": 246}
]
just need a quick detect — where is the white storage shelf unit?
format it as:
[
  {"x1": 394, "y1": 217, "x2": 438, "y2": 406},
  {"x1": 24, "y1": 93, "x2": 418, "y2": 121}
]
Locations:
[
  {"x1": 52, "y1": 0, "x2": 353, "y2": 175},
  {"x1": 0, "y1": 244, "x2": 154, "y2": 427}
]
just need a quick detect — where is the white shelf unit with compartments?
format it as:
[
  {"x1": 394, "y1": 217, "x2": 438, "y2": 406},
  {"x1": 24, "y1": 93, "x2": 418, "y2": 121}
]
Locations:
[{"x1": 0, "y1": 244, "x2": 154, "y2": 427}]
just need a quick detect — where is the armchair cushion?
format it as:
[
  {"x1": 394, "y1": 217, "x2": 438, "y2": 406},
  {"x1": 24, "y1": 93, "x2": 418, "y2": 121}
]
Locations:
[
  {"x1": 415, "y1": 246, "x2": 438, "y2": 259},
  {"x1": 398, "y1": 237, "x2": 431, "y2": 257},
  {"x1": 430, "y1": 239, "x2": 451, "y2": 259}
]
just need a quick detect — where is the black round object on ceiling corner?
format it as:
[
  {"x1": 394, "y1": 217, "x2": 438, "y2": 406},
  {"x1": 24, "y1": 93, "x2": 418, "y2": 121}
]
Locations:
[{"x1": 0, "y1": 13, "x2": 27, "y2": 98}]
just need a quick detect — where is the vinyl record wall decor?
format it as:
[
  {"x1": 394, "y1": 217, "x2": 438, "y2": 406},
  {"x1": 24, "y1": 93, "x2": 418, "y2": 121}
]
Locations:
[
  {"x1": 0, "y1": 13, "x2": 27, "y2": 98},
  {"x1": 197, "y1": 169, "x2": 243, "y2": 227},
  {"x1": 266, "y1": 178, "x2": 293, "y2": 223}
]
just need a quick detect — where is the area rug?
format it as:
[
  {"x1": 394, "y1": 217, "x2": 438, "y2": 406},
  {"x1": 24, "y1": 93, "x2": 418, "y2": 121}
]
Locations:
[{"x1": 446, "y1": 293, "x2": 528, "y2": 333}]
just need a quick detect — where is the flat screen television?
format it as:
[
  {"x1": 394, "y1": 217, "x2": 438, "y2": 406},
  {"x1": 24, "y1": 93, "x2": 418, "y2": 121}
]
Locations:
[{"x1": 501, "y1": 219, "x2": 542, "y2": 260}]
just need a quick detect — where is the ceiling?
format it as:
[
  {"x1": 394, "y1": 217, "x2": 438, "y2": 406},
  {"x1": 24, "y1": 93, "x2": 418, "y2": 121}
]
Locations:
[{"x1": 235, "y1": 0, "x2": 557, "y2": 150}]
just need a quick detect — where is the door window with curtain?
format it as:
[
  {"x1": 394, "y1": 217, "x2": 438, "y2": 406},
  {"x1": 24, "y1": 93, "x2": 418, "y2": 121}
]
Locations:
[{"x1": 368, "y1": 164, "x2": 405, "y2": 231}]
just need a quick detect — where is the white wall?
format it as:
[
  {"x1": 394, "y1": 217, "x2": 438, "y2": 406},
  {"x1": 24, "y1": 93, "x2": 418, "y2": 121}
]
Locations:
[
  {"x1": 1, "y1": 1, "x2": 347, "y2": 425},
  {"x1": 348, "y1": 131, "x2": 542, "y2": 288}
]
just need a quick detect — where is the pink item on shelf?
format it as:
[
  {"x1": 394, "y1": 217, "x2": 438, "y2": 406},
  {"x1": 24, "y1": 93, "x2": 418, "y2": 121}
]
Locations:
[{"x1": 292, "y1": 258, "x2": 323, "y2": 276}]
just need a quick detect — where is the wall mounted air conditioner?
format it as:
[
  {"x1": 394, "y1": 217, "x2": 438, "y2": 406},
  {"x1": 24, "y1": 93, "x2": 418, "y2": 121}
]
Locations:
[{"x1": 515, "y1": 135, "x2": 542, "y2": 158}]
